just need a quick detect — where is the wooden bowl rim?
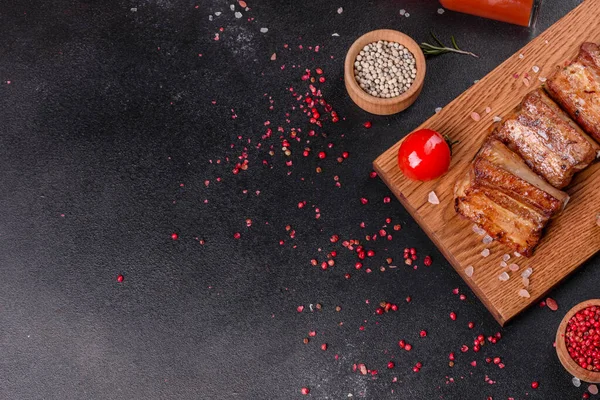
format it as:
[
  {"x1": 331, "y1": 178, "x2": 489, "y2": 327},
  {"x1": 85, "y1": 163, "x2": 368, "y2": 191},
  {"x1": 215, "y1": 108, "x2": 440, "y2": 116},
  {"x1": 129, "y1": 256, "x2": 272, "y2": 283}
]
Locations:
[
  {"x1": 555, "y1": 299, "x2": 600, "y2": 383},
  {"x1": 344, "y1": 29, "x2": 426, "y2": 107}
]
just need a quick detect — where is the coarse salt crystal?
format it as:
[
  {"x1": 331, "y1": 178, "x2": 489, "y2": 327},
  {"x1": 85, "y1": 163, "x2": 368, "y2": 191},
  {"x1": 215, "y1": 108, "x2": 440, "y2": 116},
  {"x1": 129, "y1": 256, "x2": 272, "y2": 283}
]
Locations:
[
  {"x1": 337, "y1": 7, "x2": 343, "y2": 14},
  {"x1": 498, "y1": 272, "x2": 510, "y2": 281},
  {"x1": 519, "y1": 53, "x2": 524, "y2": 59},
  {"x1": 485, "y1": 107, "x2": 491, "y2": 114},
  {"x1": 493, "y1": 116, "x2": 502, "y2": 123},
  {"x1": 472, "y1": 225, "x2": 486, "y2": 236},
  {"x1": 405, "y1": 12, "x2": 410, "y2": 17},
  {"x1": 522, "y1": 77, "x2": 530, "y2": 87},
  {"x1": 471, "y1": 112, "x2": 481, "y2": 121},
  {"x1": 521, "y1": 267, "x2": 533, "y2": 278},
  {"x1": 481, "y1": 248, "x2": 490, "y2": 257},
  {"x1": 435, "y1": 107, "x2": 442, "y2": 113},
  {"x1": 509, "y1": 263, "x2": 519, "y2": 272},
  {"x1": 522, "y1": 277, "x2": 529, "y2": 287},
  {"x1": 215, "y1": 11, "x2": 222, "y2": 16},
  {"x1": 438, "y1": 8, "x2": 445, "y2": 14},
  {"x1": 572, "y1": 377, "x2": 581, "y2": 387},
  {"x1": 502, "y1": 254, "x2": 510, "y2": 262},
  {"x1": 473, "y1": 79, "x2": 480, "y2": 84},
  {"x1": 400, "y1": 9, "x2": 406, "y2": 15},
  {"x1": 130, "y1": 7, "x2": 137, "y2": 12},
  {"x1": 514, "y1": 252, "x2": 522, "y2": 257},
  {"x1": 260, "y1": 27, "x2": 268, "y2": 33},
  {"x1": 465, "y1": 265, "x2": 474, "y2": 277},
  {"x1": 270, "y1": 53, "x2": 276, "y2": 60},
  {"x1": 500, "y1": 261, "x2": 507, "y2": 268},
  {"x1": 518, "y1": 289, "x2": 530, "y2": 298},
  {"x1": 589, "y1": 384, "x2": 598, "y2": 395},
  {"x1": 532, "y1": 65, "x2": 540, "y2": 73},
  {"x1": 230, "y1": 4, "x2": 235, "y2": 11},
  {"x1": 234, "y1": 11, "x2": 242, "y2": 18},
  {"x1": 539, "y1": 77, "x2": 547, "y2": 83},
  {"x1": 428, "y1": 191, "x2": 440, "y2": 205},
  {"x1": 209, "y1": 15, "x2": 213, "y2": 20},
  {"x1": 482, "y1": 235, "x2": 493, "y2": 244},
  {"x1": 332, "y1": 33, "x2": 339, "y2": 37}
]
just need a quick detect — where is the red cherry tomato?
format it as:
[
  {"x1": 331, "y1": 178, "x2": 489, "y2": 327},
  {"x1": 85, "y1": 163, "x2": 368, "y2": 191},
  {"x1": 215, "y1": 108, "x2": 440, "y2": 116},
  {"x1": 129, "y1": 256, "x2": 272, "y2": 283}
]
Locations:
[{"x1": 397, "y1": 129, "x2": 451, "y2": 181}]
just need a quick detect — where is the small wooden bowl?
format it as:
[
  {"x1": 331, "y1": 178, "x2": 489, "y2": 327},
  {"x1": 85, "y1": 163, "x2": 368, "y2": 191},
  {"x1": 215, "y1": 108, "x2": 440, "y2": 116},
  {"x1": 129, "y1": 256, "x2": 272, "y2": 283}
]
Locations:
[
  {"x1": 344, "y1": 29, "x2": 426, "y2": 115},
  {"x1": 556, "y1": 299, "x2": 600, "y2": 383}
]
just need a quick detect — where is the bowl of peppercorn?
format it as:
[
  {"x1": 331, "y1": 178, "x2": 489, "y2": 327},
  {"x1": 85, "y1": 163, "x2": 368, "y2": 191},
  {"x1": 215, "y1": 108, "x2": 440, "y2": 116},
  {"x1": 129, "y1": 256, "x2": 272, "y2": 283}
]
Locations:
[
  {"x1": 344, "y1": 29, "x2": 426, "y2": 115},
  {"x1": 556, "y1": 299, "x2": 600, "y2": 384}
]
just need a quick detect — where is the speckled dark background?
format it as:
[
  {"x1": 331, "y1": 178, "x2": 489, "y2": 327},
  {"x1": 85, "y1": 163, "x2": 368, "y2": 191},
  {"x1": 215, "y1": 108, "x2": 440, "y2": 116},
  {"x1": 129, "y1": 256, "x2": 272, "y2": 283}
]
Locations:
[{"x1": 0, "y1": 0, "x2": 596, "y2": 399}]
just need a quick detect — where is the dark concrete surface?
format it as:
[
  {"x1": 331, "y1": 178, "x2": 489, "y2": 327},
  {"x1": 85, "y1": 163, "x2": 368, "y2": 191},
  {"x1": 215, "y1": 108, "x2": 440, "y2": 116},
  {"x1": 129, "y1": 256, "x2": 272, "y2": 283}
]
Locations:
[{"x1": 0, "y1": 0, "x2": 596, "y2": 399}]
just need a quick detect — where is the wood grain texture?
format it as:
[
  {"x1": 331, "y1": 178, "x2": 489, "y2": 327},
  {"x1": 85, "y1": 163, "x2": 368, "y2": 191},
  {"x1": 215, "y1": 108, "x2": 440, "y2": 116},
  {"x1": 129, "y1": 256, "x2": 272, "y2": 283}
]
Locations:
[
  {"x1": 555, "y1": 299, "x2": 600, "y2": 383},
  {"x1": 373, "y1": 1, "x2": 600, "y2": 326},
  {"x1": 344, "y1": 30, "x2": 426, "y2": 115}
]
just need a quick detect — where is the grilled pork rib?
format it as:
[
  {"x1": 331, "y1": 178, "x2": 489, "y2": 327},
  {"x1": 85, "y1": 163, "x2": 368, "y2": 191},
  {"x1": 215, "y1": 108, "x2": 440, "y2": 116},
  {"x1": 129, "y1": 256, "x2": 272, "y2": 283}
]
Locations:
[
  {"x1": 546, "y1": 42, "x2": 600, "y2": 143},
  {"x1": 493, "y1": 88, "x2": 598, "y2": 189},
  {"x1": 454, "y1": 139, "x2": 569, "y2": 256}
]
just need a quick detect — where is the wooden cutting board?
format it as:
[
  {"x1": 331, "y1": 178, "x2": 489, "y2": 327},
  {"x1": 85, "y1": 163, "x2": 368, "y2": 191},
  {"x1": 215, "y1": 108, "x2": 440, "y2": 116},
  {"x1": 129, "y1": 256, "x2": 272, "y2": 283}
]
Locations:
[{"x1": 373, "y1": 0, "x2": 600, "y2": 326}]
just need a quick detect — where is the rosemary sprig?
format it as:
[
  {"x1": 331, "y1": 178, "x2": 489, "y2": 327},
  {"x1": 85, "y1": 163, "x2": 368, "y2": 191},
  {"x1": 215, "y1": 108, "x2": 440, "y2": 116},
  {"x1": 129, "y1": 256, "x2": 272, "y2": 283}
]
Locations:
[{"x1": 420, "y1": 32, "x2": 479, "y2": 58}]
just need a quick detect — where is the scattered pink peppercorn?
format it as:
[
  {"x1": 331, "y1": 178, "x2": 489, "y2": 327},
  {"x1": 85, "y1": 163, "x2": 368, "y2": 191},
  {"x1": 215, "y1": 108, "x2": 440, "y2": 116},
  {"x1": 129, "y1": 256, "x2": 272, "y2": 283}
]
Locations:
[
  {"x1": 301, "y1": 387, "x2": 310, "y2": 395},
  {"x1": 360, "y1": 198, "x2": 369, "y2": 205},
  {"x1": 468, "y1": 322, "x2": 474, "y2": 329},
  {"x1": 531, "y1": 381, "x2": 539, "y2": 389},
  {"x1": 318, "y1": 151, "x2": 326, "y2": 159},
  {"x1": 344, "y1": 273, "x2": 351, "y2": 279},
  {"x1": 419, "y1": 330, "x2": 427, "y2": 338},
  {"x1": 390, "y1": 304, "x2": 398, "y2": 311},
  {"x1": 355, "y1": 262, "x2": 363, "y2": 270},
  {"x1": 375, "y1": 307, "x2": 384, "y2": 315},
  {"x1": 423, "y1": 256, "x2": 432, "y2": 266},
  {"x1": 321, "y1": 343, "x2": 327, "y2": 351},
  {"x1": 404, "y1": 343, "x2": 412, "y2": 351},
  {"x1": 117, "y1": 274, "x2": 124, "y2": 283},
  {"x1": 233, "y1": 232, "x2": 241, "y2": 239},
  {"x1": 387, "y1": 361, "x2": 395, "y2": 369},
  {"x1": 363, "y1": 121, "x2": 372, "y2": 128},
  {"x1": 171, "y1": 233, "x2": 178, "y2": 240},
  {"x1": 449, "y1": 352, "x2": 455, "y2": 361},
  {"x1": 450, "y1": 312, "x2": 457, "y2": 321},
  {"x1": 398, "y1": 340, "x2": 406, "y2": 349},
  {"x1": 369, "y1": 171, "x2": 377, "y2": 178},
  {"x1": 406, "y1": 296, "x2": 411, "y2": 303}
]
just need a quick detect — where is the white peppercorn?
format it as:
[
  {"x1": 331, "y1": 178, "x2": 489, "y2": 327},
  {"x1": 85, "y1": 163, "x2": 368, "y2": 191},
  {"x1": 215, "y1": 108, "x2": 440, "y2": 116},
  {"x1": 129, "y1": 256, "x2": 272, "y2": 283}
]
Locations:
[{"x1": 354, "y1": 41, "x2": 417, "y2": 98}]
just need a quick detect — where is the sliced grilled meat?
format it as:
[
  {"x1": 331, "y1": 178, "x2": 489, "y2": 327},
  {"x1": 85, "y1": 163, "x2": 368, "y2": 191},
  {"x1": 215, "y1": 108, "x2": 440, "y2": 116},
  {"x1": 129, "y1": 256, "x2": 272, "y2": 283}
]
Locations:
[
  {"x1": 545, "y1": 42, "x2": 600, "y2": 143},
  {"x1": 454, "y1": 139, "x2": 569, "y2": 256},
  {"x1": 493, "y1": 88, "x2": 598, "y2": 189}
]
